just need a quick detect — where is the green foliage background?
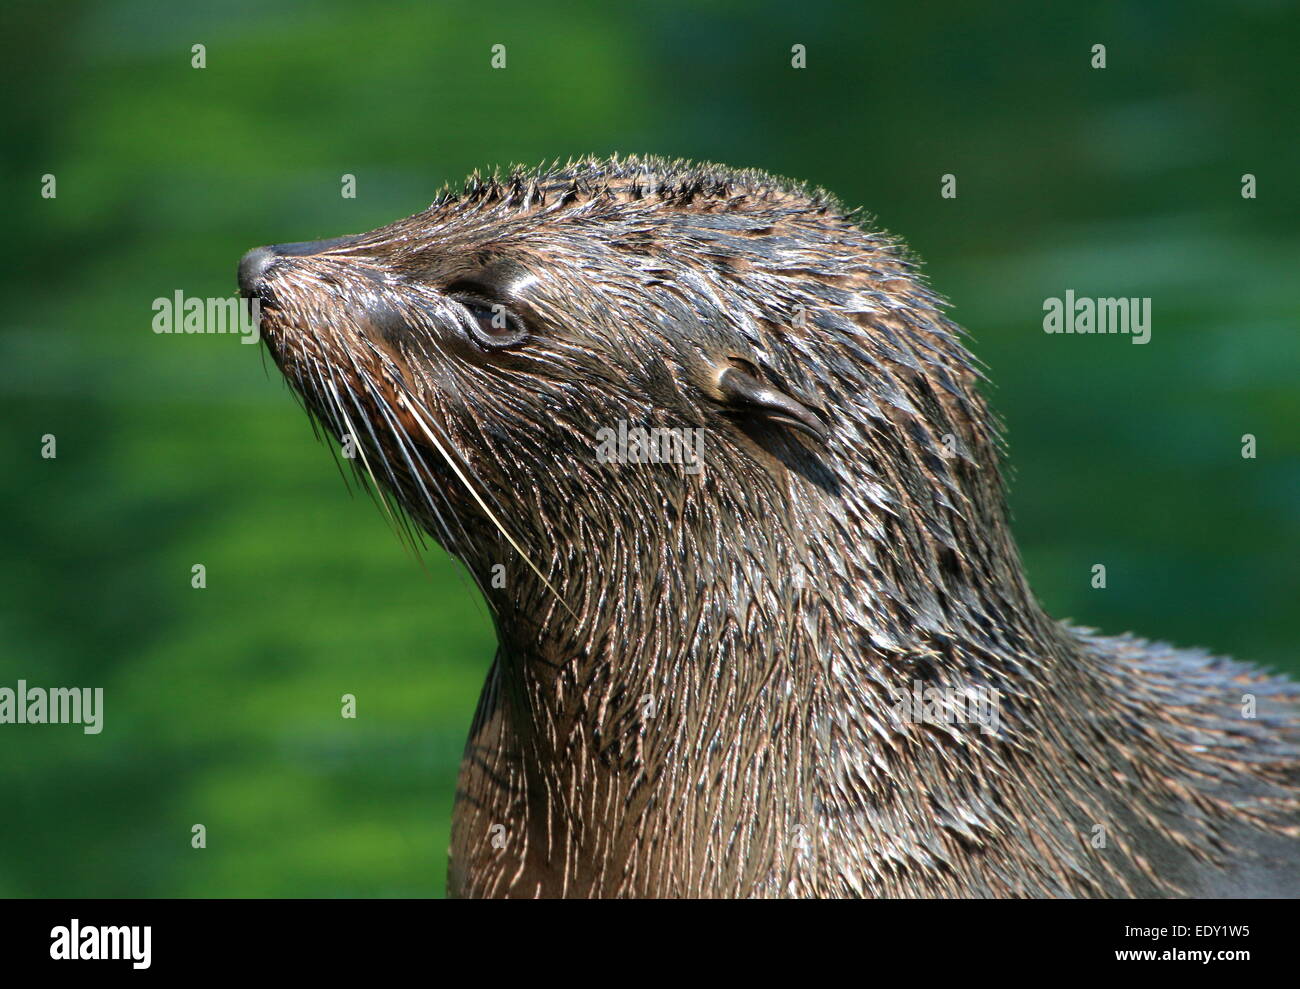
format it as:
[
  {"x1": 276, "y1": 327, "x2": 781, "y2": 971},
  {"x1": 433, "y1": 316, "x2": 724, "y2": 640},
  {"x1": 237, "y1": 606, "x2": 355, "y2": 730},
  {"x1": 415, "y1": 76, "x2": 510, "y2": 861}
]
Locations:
[{"x1": 1, "y1": 1, "x2": 1296, "y2": 897}]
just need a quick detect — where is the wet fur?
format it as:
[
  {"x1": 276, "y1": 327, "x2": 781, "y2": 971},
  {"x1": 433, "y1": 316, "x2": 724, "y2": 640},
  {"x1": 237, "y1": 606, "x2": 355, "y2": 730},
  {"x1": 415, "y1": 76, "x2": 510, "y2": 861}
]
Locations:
[{"x1": 249, "y1": 155, "x2": 1300, "y2": 897}]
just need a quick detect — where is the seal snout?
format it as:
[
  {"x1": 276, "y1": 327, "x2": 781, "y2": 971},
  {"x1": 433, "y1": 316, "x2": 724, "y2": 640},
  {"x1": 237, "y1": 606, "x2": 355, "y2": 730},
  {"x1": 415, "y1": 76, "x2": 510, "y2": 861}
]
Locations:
[
  {"x1": 238, "y1": 246, "x2": 277, "y2": 299},
  {"x1": 239, "y1": 234, "x2": 365, "y2": 302}
]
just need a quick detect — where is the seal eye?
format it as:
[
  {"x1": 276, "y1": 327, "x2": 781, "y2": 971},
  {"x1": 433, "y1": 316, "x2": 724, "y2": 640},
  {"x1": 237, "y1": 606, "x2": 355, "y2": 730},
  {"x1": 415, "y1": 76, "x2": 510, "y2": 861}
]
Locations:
[{"x1": 449, "y1": 293, "x2": 529, "y2": 351}]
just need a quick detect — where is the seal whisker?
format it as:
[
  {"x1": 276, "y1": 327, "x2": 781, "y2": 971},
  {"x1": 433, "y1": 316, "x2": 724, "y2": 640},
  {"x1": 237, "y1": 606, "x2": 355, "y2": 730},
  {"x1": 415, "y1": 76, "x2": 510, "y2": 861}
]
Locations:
[
  {"x1": 311, "y1": 339, "x2": 410, "y2": 546},
  {"x1": 391, "y1": 376, "x2": 578, "y2": 620},
  {"x1": 356, "y1": 364, "x2": 469, "y2": 562}
]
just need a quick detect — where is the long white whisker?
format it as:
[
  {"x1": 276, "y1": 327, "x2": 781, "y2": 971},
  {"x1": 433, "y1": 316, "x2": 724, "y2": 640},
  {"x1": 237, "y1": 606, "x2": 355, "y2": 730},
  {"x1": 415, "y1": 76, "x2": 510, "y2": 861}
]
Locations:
[{"x1": 393, "y1": 383, "x2": 577, "y2": 620}]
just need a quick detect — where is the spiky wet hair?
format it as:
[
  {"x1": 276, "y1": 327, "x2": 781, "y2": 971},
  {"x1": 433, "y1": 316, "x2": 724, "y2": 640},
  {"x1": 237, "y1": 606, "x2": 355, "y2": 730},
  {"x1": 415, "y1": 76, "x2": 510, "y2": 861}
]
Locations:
[
  {"x1": 248, "y1": 156, "x2": 1300, "y2": 898},
  {"x1": 254, "y1": 153, "x2": 1003, "y2": 631}
]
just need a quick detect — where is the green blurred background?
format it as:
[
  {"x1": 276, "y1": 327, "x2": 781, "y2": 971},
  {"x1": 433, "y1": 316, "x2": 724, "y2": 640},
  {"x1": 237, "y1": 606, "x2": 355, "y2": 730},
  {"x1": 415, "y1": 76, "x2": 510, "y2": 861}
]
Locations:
[{"x1": 1, "y1": 1, "x2": 1296, "y2": 897}]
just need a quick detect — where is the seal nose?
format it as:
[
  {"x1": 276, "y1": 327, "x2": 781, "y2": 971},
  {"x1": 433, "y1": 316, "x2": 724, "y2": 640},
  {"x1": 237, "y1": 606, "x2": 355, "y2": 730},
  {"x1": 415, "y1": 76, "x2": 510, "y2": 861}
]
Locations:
[{"x1": 238, "y1": 246, "x2": 277, "y2": 298}]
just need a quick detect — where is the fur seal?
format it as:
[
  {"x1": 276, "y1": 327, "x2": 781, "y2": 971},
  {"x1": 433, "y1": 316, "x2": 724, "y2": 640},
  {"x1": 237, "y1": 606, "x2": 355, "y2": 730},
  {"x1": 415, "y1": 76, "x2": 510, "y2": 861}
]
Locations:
[{"x1": 239, "y1": 155, "x2": 1300, "y2": 898}]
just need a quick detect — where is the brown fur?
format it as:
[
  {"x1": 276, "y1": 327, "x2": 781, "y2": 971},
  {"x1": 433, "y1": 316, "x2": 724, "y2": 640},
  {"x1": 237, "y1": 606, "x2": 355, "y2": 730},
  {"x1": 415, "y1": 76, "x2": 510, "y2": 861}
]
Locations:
[{"x1": 242, "y1": 155, "x2": 1300, "y2": 897}]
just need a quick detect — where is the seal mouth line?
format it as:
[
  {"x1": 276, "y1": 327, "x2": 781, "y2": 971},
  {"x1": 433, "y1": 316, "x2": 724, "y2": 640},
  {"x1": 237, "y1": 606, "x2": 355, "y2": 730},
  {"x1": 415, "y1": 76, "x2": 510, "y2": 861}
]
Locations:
[
  {"x1": 347, "y1": 350, "x2": 478, "y2": 564},
  {"x1": 354, "y1": 330, "x2": 532, "y2": 578},
  {"x1": 393, "y1": 382, "x2": 578, "y2": 621},
  {"x1": 313, "y1": 342, "x2": 406, "y2": 543}
]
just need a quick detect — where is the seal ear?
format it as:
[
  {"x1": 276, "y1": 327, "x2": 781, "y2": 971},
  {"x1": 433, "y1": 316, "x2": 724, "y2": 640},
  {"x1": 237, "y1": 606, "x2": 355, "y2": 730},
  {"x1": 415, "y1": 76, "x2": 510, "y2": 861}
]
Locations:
[{"x1": 713, "y1": 359, "x2": 829, "y2": 444}]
